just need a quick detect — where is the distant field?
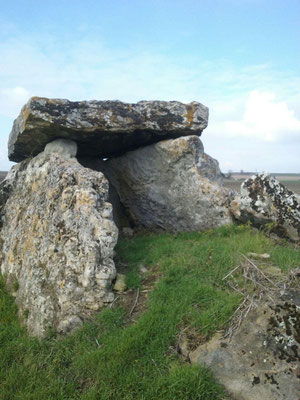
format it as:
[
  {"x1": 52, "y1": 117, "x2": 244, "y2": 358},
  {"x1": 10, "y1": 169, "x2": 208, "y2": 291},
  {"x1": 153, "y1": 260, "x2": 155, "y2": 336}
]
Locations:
[
  {"x1": 224, "y1": 174, "x2": 300, "y2": 195},
  {"x1": 227, "y1": 172, "x2": 300, "y2": 181}
]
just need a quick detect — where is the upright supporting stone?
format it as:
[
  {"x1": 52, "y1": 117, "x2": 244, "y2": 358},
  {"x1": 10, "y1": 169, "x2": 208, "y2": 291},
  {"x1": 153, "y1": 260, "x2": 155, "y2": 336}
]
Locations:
[
  {"x1": 100, "y1": 135, "x2": 232, "y2": 232},
  {"x1": 0, "y1": 139, "x2": 118, "y2": 337}
]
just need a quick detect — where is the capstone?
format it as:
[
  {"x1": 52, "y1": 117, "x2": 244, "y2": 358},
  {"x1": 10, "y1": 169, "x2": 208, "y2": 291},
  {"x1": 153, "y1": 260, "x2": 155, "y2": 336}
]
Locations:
[{"x1": 8, "y1": 97, "x2": 209, "y2": 162}]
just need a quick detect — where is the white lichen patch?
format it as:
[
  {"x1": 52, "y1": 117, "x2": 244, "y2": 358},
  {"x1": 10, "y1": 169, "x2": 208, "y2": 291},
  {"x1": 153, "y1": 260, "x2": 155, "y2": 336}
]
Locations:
[{"x1": 231, "y1": 173, "x2": 300, "y2": 241}]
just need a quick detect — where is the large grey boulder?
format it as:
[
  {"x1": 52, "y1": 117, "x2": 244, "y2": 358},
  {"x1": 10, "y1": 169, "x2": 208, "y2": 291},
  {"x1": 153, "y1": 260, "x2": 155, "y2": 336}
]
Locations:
[
  {"x1": 96, "y1": 135, "x2": 232, "y2": 232},
  {"x1": 8, "y1": 97, "x2": 208, "y2": 162},
  {"x1": 190, "y1": 289, "x2": 300, "y2": 400},
  {"x1": 231, "y1": 173, "x2": 300, "y2": 241},
  {"x1": 0, "y1": 139, "x2": 118, "y2": 337}
]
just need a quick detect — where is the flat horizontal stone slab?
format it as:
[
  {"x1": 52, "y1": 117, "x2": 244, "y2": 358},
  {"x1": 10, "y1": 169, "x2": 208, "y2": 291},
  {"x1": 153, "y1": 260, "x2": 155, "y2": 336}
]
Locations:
[{"x1": 8, "y1": 97, "x2": 209, "y2": 162}]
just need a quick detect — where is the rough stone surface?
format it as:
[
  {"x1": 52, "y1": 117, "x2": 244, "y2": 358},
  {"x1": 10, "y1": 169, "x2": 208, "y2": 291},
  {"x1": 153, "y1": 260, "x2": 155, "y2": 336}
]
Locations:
[
  {"x1": 44, "y1": 138, "x2": 78, "y2": 158},
  {"x1": 79, "y1": 157, "x2": 131, "y2": 229},
  {"x1": 9, "y1": 97, "x2": 209, "y2": 162},
  {"x1": 231, "y1": 173, "x2": 300, "y2": 241},
  {"x1": 190, "y1": 289, "x2": 300, "y2": 400},
  {"x1": 0, "y1": 139, "x2": 118, "y2": 337},
  {"x1": 99, "y1": 135, "x2": 232, "y2": 232},
  {"x1": 113, "y1": 274, "x2": 127, "y2": 292}
]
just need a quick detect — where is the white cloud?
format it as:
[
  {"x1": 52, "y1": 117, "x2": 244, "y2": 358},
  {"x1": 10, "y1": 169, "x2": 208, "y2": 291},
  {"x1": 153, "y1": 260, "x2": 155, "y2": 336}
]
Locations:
[
  {"x1": 0, "y1": 29, "x2": 300, "y2": 172},
  {"x1": 209, "y1": 90, "x2": 300, "y2": 142},
  {"x1": 0, "y1": 86, "x2": 31, "y2": 118}
]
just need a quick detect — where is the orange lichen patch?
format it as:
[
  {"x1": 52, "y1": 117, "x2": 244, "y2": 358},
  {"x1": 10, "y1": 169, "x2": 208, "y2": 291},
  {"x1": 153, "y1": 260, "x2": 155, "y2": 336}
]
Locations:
[
  {"x1": 30, "y1": 96, "x2": 44, "y2": 101},
  {"x1": 230, "y1": 198, "x2": 241, "y2": 217},
  {"x1": 74, "y1": 191, "x2": 95, "y2": 209},
  {"x1": 30, "y1": 181, "x2": 40, "y2": 193},
  {"x1": 30, "y1": 96, "x2": 56, "y2": 105},
  {"x1": 59, "y1": 280, "x2": 66, "y2": 289},
  {"x1": 21, "y1": 105, "x2": 31, "y2": 131},
  {"x1": 23, "y1": 96, "x2": 56, "y2": 122},
  {"x1": 19, "y1": 215, "x2": 47, "y2": 254},
  {"x1": 8, "y1": 252, "x2": 15, "y2": 264},
  {"x1": 48, "y1": 187, "x2": 61, "y2": 200},
  {"x1": 184, "y1": 103, "x2": 195, "y2": 127},
  {"x1": 22, "y1": 234, "x2": 36, "y2": 254}
]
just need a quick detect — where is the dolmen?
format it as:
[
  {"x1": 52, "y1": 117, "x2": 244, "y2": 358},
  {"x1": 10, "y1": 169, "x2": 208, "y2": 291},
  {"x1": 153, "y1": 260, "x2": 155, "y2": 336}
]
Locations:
[
  {"x1": 1, "y1": 97, "x2": 299, "y2": 337},
  {"x1": 0, "y1": 97, "x2": 229, "y2": 336}
]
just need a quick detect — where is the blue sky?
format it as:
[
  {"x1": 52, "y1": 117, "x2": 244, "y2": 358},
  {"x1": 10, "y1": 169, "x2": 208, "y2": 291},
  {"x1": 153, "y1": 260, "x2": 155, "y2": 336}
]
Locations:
[{"x1": 0, "y1": 0, "x2": 299, "y2": 172}]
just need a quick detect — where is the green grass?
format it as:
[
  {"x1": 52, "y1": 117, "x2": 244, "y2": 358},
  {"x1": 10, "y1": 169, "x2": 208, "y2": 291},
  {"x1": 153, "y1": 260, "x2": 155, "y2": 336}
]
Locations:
[{"x1": 0, "y1": 224, "x2": 299, "y2": 400}]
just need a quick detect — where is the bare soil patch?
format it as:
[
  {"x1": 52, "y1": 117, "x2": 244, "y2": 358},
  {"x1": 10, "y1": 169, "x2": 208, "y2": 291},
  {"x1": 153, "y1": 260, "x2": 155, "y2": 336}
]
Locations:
[{"x1": 112, "y1": 262, "x2": 160, "y2": 323}]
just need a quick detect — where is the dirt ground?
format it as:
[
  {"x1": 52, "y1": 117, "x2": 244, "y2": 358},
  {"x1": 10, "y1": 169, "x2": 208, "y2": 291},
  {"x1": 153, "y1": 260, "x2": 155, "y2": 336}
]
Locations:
[{"x1": 112, "y1": 262, "x2": 161, "y2": 324}]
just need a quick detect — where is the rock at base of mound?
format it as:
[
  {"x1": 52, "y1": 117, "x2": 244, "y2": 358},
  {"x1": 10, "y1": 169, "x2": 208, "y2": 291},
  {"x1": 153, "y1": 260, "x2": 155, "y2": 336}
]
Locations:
[
  {"x1": 99, "y1": 135, "x2": 232, "y2": 232},
  {"x1": 8, "y1": 97, "x2": 209, "y2": 162},
  {"x1": 231, "y1": 173, "x2": 300, "y2": 241},
  {"x1": 190, "y1": 289, "x2": 300, "y2": 400},
  {"x1": 0, "y1": 139, "x2": 118, "y2": 337}
]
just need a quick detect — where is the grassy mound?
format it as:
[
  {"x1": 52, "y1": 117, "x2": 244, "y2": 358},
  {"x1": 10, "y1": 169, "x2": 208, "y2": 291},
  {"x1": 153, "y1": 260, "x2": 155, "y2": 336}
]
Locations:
[{"x1": 0, "y1": 225, "x2": 299, "y2": 400}]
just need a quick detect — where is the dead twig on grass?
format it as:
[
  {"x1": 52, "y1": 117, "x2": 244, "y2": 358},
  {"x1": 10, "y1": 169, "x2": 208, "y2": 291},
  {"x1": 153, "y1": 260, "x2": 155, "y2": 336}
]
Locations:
[
  {"x1": 222, "y1": 264, "x2": 242, "y2": 281},
  {"x1": 221, "y1": 254, "x2": 286, "y2": 339},
  {"x1": 109, "y1": 295, "x2": 119, "y2": 308},
  {"x1": 241, "y1": 254, "x2": 276, "y2": 287},
  {"x1": 129, "y1": 288, "x2": 140, "y2": 317}
]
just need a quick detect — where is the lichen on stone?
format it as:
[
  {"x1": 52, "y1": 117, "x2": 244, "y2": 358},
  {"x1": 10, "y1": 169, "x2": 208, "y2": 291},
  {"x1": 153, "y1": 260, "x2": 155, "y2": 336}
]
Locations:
[
  {"x1": 231, "y1": 173, "x2": 300, "y2": 241},
  {"x1": 0, "y1": 139, "x2": 118, "y2": 337}
]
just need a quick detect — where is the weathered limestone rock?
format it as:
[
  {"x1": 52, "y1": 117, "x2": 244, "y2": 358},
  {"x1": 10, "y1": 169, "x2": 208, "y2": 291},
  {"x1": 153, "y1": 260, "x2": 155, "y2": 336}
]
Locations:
[
  {"x1": 190, "y1": 289, "x2": 300, "y2": 400},
  {"x1": 231, "y1": 173, "x2": 300, "y2": 241},
  {"x1": 98, "y1": 135, "x2": 232, "y2": 232},
  {"x1": 8, "y1": 97, "x2": 209, "y2": 162},
  {"x1": 0, "y1": 139, "x2": 118, "y2": 337},
  {"x1": 113, "y1": 274, "x2": 127, "y2": 292},
  {"x1": 79, "y1": 157, "x2": 131, "y2": 229}
]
